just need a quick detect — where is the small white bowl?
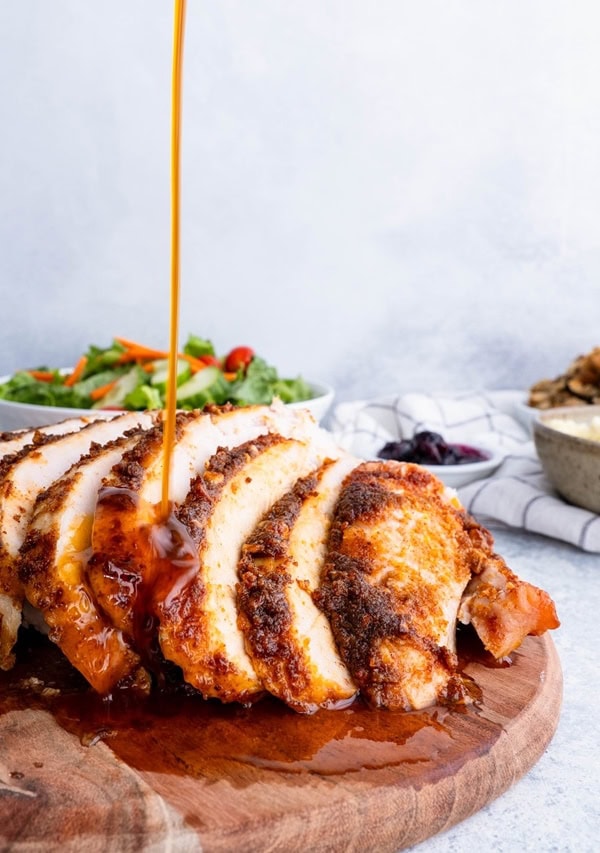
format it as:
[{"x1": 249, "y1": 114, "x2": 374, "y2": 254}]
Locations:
[
  {"x1": 514, "y1": 393, "x2": 599, "y2": 435},
  {"x1": 421, "y1": 449, "x2": 503, "y2": 489},
  {"x1": 513, "y1": 399, "x2": 538, "y2": 434},
  {"x1": 0, "y1": 376, "x2": 335, "y2": 431}
]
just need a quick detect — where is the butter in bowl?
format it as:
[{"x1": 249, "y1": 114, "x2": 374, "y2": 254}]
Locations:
[{"x1": 533, "y1": 405, "x2": 600, "y2": 514}]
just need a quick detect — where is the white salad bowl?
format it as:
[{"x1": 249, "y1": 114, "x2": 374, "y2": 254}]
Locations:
[
  {"x1": 0, "y1": 377, "x2": 335, "y2": 432},
  {"x1": 286, "y1": 381, "x2": 334, "y2": 422}
]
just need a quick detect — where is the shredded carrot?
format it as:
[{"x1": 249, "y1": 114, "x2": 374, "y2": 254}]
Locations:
[
  {"x1": 114, "y1": 336, "x2": 149, "y2": 350},
  {"x1": 180, "y1": 353, "x2": 208, "y2": 373},
  {"x1": 64, "y1": 355, "x2": 88, "y2": 387},
  {"x1": 114, "y1": 338, "x2": 221, "y2": 375},
  {"x1": 116, "y1": 349, "x2": 170, "y2": 365},
  {"x1": 142, "y1": 362, "x2": 156, "y2": 373},
  {"x1": 89, "y1": 380, "x2": 118, "y2": 401},
  {"x1": 223, "y1": 372, "x2": 237, "y2": 382},
  {"x1": 114, "y1": 337, "x2": 169, "y2": 363},
  {"x1": 28, "y1": 370, "x2": 55, "y2": 382}
]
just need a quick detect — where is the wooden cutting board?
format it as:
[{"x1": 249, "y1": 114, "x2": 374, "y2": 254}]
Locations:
[{"x1": 0, "y1": 631, "x2": 561, "y2": 852}]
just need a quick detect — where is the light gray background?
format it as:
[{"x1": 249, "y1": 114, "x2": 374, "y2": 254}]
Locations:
[
  {"x1": 1, "y1": 6, "x2": 599, "y2": 852},
  {"x1": 1, "y1": 0, "x2": 599, "y2": 402}
]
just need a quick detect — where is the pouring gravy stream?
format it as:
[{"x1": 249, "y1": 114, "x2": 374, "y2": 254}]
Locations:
[{"x1": 161, "y1": 0, "x2": 187, "y2": 518}]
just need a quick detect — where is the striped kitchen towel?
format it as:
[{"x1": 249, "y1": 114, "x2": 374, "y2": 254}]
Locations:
[{"x1": 329, "y1": 389, "x2": 600, "y2": 553}]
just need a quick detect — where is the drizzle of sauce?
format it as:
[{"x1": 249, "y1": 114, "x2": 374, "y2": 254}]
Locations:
[
  {"x1": 161, "y1": 0, "x2": 187, "y2": 518},
  {"x1": 0, "y1": 631, "x2": 510, "y2": 787},
  {"x1": 91, "y1": 485, "x2": 198, "y2": 679},
  {"x1": 0, "y1": 628, "x2": 508, "y2": 783}
]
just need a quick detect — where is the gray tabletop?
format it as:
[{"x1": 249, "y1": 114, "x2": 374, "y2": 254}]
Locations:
[{"x1": 411, "y1": 524, "x2": 599, "y2": 853}]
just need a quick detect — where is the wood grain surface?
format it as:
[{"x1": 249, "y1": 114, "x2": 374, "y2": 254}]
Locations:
[{"x1": 0, "y1": 632, "x2": 562, "y2": 852}]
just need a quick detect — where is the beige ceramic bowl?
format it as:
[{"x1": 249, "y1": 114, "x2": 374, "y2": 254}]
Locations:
[{"x1": 533, "y1": 404, "x2": 600, "y2": 513}]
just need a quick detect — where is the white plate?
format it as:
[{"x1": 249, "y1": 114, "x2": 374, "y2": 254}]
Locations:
[
  {"x1": 420, "y1": 449, "x2": 503, "y2": 488},
  {"x1": 512, "y1": 395, "x2": 600, "y2": 436}
]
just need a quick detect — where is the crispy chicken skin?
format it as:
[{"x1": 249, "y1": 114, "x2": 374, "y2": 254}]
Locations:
[
  {"x1": 315, "y1": 461, "x2": 478, "y2": 710},
  {"x1": 237, "y1": 456, "x2": 358, "y2": 713},
  {"x1": 457, "y1": 551, "x2": 560, "y2": 658},
  {"x1": 454, "y1": 513, "x2": 560, "y2": 658}
]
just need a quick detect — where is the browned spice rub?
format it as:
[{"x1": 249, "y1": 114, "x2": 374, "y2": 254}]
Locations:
[
  {"x1": 316, "y1": 460, "x2": 560, "y2": 710},
  {"x1": 237, "y1": 473, "x2": 320, "y2": 698},
  {"x1": 159, "y1": 432, "x2": 306, "y2": 702},
  {"x1": 315, "y1": 462, "x2": 478, "y2": 710}
]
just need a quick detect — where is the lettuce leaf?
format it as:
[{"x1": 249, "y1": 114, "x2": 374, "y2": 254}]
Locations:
[
  {"x1": 124, "y1": 384, "x2": 163, "y2": 411},
  {"x1": 81, "y1": 341, "x2": 127, "y2": 376},
  {"x1": 0, "y1": 371, "x2": 88, "y2": 408},
  {"x1": 183, "y1": 335, "x2": 216, "y2": 359},
  {"x1": 227, "y1": 357, "x2": 310, "y2": 406}
]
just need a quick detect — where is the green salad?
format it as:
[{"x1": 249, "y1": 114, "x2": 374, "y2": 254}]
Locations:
[{"x1": 0, "y1": 335, "x2": 313, "y2": 412}]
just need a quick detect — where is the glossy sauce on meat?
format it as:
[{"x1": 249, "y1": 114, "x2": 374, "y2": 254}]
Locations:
[{"x1": 90, "y1": 485, "x2": 199, "y2": 676}]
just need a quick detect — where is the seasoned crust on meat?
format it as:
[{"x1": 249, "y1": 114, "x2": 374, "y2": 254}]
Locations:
[
  {"x1": 316, "y1": 460, "x2": 561, "y2": 710},
  {"x1": 160, "y1": 433, "x2": 337, "y2": 703},
  {"x1": 315, "y1": 461, "x2": 473, "y2": 710},
  {"x1": 19, "y1": 430, "x2": 153, "y2": 694},
  {"x1": 86, "y1": 413, "x2": 196, "y2": 637},
  {"x1": 0, "y1": 415, "x2": 98, "y2": 467},
  {"x1": 237, "y1": 456, "x2": 358, "y2": 713},
  {"x1": 87, "y1": 403, "x2": 331, "y2": 639},
  {"x1": 0, "y1": 411, "x2": 155, "y2": 670}
]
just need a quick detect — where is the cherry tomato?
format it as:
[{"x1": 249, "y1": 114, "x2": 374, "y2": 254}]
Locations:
[
  {"x1": 200, "y1": 354, "x2": 221, "y2": 367},
  {"x1": 224, "y1": 346, "x2": 255, "y2": 373}
]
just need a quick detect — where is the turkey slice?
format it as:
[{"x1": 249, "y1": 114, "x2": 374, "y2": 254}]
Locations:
[
  {"x1": 19, "y1": 426, "x2": 155, "y2": 694},
  {"x1": 160, "y1": 432, "x2": 341, "y2": 703},
  {"x1": 314, "y1": 461, "x2": 473, "y2": 711},
  {"x1": 237, "y1": 454, "x2": 359, "y2": 713},
  {"x1": 457, "y1": 516, "x2": 559, "y2": 658},
  {"x1": 0, "y1": 410, "x2": 155, "y2": 669}
]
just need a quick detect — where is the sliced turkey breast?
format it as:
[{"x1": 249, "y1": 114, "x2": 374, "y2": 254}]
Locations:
[
  {"x1": 88, "y1": 402, "x2": 334, "y2": 638},
  {"x1": 19, "y1": 427, "x2": 154, "y2": 694},
  {"x1": 0, "y1": 410, "x2": 156, "y2": 669},
  {"x1": 159, "y1": 433, "x2": 340, "y2": 703},
  {"x1": 314, "y1": 461, "x2": 474, "y2": 711},
  {"x1": 0, "y1": 403, "x2": 561, "y2": 712},
  {"x1": 237, "y1": 454, "x2": 359, "y2": 713}
]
